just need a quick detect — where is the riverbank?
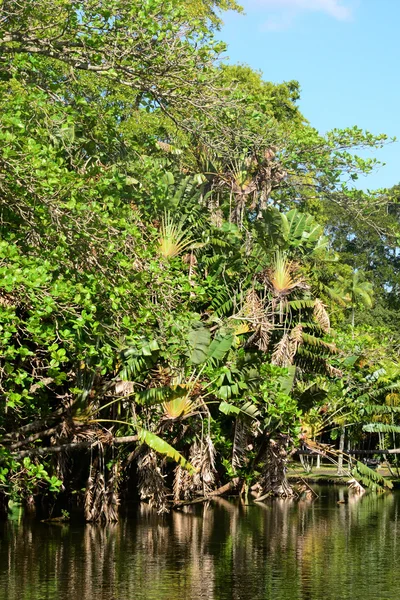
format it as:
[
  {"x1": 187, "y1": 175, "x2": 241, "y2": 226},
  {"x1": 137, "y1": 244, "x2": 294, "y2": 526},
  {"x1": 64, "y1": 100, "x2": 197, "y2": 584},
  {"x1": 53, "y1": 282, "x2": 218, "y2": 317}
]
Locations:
[{"x1": 287, "y1": 462, "x2": 400, "y2": 487}]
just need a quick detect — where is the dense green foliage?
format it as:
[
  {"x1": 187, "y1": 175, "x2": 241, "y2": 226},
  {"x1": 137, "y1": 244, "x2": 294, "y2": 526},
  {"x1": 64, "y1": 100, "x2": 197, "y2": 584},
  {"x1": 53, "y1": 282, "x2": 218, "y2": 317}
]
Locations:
[{"x1": 0, "y1": 0, "x2": 399, "y2": 518}]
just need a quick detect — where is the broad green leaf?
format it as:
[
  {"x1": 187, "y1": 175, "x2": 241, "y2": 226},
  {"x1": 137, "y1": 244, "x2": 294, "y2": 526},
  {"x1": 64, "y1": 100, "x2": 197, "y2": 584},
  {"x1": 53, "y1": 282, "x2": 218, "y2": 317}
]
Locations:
[
  {"x1": 188, "y1": 323, "x2": 211, "y2": 364},
  {"x1": 137, "y1": 427, "x2": 195, "y2": 474},
  {"x1": 207, "y1": 334, "x2": 234, "y2": 365}
]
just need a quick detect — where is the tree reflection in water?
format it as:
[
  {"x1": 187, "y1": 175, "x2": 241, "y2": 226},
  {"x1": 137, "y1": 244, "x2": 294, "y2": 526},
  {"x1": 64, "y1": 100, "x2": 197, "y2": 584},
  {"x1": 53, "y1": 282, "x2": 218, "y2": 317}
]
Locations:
[{"x1": 0, "y1": 488, "x2": 399, "y2": 600}]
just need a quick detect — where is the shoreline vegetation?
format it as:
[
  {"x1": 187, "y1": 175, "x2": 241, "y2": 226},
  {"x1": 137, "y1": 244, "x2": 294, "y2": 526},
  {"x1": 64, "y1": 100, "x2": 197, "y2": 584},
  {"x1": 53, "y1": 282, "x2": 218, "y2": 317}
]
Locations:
[{"x1": 1, "y1": 0, "x2": 400, "y2": 522}]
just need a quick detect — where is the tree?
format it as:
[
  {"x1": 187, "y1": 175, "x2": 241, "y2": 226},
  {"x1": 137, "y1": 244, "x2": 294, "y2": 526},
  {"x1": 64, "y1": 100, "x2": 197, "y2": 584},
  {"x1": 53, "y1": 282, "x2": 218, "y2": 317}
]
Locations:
[{"x1": 0, "y1": 0, "x2": 397, "y2": 518}]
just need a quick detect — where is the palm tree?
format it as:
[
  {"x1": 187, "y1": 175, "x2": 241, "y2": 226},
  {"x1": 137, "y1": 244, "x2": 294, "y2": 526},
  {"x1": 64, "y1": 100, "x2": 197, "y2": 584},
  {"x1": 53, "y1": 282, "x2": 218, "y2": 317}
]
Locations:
[{"x1": 337, "y1": 271, "x2": 374, "y2": 333}]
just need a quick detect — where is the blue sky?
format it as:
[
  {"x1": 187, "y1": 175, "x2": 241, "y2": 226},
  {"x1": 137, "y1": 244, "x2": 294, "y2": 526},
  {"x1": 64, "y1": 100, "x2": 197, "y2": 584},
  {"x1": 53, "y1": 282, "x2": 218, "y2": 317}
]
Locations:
[{"x1": 220, "y1": 0, "x2": 400, "y2": 191}]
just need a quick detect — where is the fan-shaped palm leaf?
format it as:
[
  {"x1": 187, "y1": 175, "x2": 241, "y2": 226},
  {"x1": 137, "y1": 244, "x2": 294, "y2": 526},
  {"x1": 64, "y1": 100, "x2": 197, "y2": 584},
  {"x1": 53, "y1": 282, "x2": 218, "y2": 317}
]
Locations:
[
  {"x1": 267, "y1": 251, "x2": 306, "y2": 298},
  {"x1": 159, "y1": 212, "x2": 194, "y2": 258},
  {"x1": 163, "y1": 396, "x2": 195, "y2": 419}
]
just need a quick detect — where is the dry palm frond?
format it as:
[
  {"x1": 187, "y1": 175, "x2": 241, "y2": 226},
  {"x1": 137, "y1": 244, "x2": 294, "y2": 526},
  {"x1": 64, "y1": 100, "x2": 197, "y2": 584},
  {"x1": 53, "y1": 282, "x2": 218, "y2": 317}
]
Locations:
[
  {"x1": 297, "y1": 480, "x2": 318, "y2": 500},
  {"x1": 256, "y1": 438, "x2": 294, "y2": 498},
  {"x1": 84, "y1": 444, "x2": 120, "y2": 523},
  {"x1": 271, "y1": 333, "x2": 295, "y2": 367},
  {"x1": 313, "y1": 298, "x2": 331, "y2": 333},
  {"x1": 183, "y1": 251, "x2": 198, "y2": 296},
  {"x1": 326, "y1": 364, "x2": 343, "y2": 378},
  {"x1": 183, "y1": 251, "x2": 198, "y2": 276},
  {"x1": 137, "y1": 449, "x2": 169, "y2": 514},
  {"x1": 271, "y1": 333, "x2": 292, "y2": 367},
  {"x1": 206, "y1": 193, "x2": 223, "y2": 227},
  {"x1": 156, "y1": 140, "x2": 172, "y2": 153},
  {"x1": 290, "y1": 323, "x2": 304, "y2": 345},
  {"x1": 174, "y1": 436, "x2": 217, "y2": 501},
  {"x1": 385, "y1": 392, "x2": 400, "y2": 406},
  {"x1": 257, "y1": 323, "x2": 273, "y2": 352},
  {"x1": 173, "y1": 465, "x2": 184, "y2": 501},
  {"x1": 243, "y1": 288, "x2": 265, "y2": 322},
  {"x1": 104, "y1": 461, "x2": 120, "y2": 522},
  {"x1": 271, "y1": 324, "x2": 304, "y2": 367},
  {"x1": 239, "y1": 289, "x2": 273, "y2": 351},
  {"x1": 189, "y1": 440, "x2": 204, "y2": 491},
  {"x1": 72, "y1": 426, "x2": 112, "y2": 445},
  {"x1": 150, "y1": 365, "x2": 173, "y2": 387},
  {"x1": 115, "y1": 380, "x2": 134, "y2": 396},
  {"x1": 59, "y1": 419, "x2": 73, "y2": 439},
  {"x1": 159, "y1": 212, "x2": 194, "y2": 258},
  {"x1": 84, "y1": 470, "x2": 94, "y2": 522},
  {"x1": 173, "y1": 465, "x2": 193, "y2": 502},
  {"x1": 232, "y1": 418, "x2": 249, "y2": 471},
  {"x1": 202, "y1": 435, "x2": 217, "y2": 490},
  {"x1": 85, "y1": 447, "x2": 106, "y2": 522}
]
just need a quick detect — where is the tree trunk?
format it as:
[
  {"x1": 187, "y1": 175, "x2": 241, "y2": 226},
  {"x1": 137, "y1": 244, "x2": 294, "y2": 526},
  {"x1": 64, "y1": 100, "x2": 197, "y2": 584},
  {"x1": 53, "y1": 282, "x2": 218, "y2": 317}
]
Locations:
[{"x1": 337, "y1": 427, "x2": 345, "y2": 476}]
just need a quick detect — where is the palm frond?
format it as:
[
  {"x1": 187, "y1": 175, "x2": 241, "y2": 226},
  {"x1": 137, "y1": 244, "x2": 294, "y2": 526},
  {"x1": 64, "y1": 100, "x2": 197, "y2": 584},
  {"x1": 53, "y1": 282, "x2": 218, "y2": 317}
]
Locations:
[
  {"x1": 162, "y1": 396, "x2": 194, "y2": 419},
  {"x1": 352, "y1": 460, "x2": 392, "y2": 491},
  {"x1": 136, "y1": 384, "x2": 187, "y2": 406},
  {"x1": 363, "y1": 423, "x2": 400, "y2": 434},
  {"x1": 357, "y1": 382, "x2": 400, "y2": 403},
  {"x1": 271, "y1": 333, "x2": 295, "y2": 367},
  {"x1": 285, "y1": 299, "x2": 317, "y2": 311},
  {"x1": 173, "y1": 465, "x2": 193, "y2": 502},
  {"x1": 159, "y1": 211, "x2": 194, "y2": 258},
  {"x1": 362, "y1": 404, "x2": 400, "y2": 415},
  {"x1": 232, "y1": 418, "x2": 250, "y2": 471},
  {"x1": 302, "y1": 332, "x2": 338, "y2": 354},
  {"x1": 295, "y1": 346, "x2": 337, "y2": 376},
  {"x1": 188, "y1": 322, "x2": 211, "y2": 365},
  {"x1": 218, "y1": 400, "x2": 260, "y2": 419},
  {"x1": 137, "y1": 449, "x2": 169, "y2": 513},
  {"x1": 313, "y1": 298, "x2": 330, "y2": 332},
  {"x1": 267, "y1": 251, "x2": 306, "y2": 298}
]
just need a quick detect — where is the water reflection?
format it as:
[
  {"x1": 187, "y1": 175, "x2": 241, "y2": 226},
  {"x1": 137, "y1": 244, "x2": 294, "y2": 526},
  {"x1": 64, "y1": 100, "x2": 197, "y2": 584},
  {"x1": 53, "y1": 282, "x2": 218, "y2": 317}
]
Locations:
[{"x1": 0, "y1": 488, "x2": 399, "y2": 600}]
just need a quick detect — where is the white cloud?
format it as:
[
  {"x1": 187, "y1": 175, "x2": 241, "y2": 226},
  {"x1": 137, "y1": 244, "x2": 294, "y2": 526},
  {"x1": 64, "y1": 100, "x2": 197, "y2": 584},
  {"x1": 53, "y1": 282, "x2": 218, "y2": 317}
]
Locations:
[{"x1": 245, "y1": 0, "x2": 353, "y2": 30}]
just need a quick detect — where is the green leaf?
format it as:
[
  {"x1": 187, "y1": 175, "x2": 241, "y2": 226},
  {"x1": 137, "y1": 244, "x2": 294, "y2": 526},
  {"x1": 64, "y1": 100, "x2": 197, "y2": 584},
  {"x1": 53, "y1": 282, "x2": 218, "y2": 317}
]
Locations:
[
  {"x1": 188, "y1": 323, "x2": 211, "y2": 365},
  {"x1": 206, "y1": 334, "x2": 234, "y2": 365},
  {"x1": 218, "y1": 401, "x2": 259, "y2": 419},
  {"x1": 278, "y1": 366, "x2": 296, "y2": 394},
  {"x1": 137, "y1": 427, "x2": 195, "y2": 474}
]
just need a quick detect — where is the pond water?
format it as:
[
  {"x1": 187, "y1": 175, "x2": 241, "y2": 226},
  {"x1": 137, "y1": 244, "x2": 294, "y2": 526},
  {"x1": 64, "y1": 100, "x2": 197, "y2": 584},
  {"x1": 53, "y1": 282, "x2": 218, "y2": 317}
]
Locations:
[{"x1": 1, "y1": 486, "x2": 400, "y2": 600}]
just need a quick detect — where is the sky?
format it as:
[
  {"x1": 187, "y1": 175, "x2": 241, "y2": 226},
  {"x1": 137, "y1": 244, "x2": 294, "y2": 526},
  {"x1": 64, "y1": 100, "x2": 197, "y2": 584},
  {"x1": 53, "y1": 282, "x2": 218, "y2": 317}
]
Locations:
[{"x1": 220, "y1": 0, "x2": 400, "y2": 191}]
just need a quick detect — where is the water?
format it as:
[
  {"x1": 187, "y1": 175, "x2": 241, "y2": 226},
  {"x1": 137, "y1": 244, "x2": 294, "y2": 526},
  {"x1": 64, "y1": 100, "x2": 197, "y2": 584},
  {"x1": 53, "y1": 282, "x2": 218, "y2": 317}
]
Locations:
[{"x1": 1, "y1": 487, "x2": 400, "y2": 600}]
